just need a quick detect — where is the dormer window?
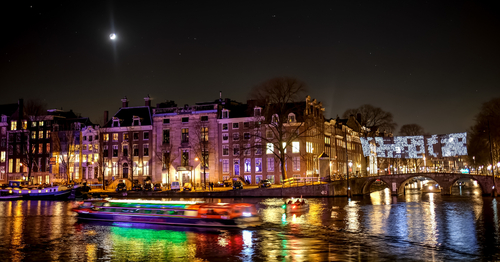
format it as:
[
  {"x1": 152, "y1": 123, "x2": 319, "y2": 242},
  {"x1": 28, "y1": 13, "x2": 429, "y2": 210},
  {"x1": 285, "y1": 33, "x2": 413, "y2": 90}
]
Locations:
[
  {"x1": 254, "y1": 107, "x2": 261, "y2": 117},
  {"x1": 222, "y1": 109, "x2": 229, "y2": 119},
  {"x1": 288, "y1": 113, "x2": 296, "y2": 123},
  {"x1": 1, "y1": 115, "x2": 7, "y2": 123},
  {"x1": 132, "y1": 116, "x2": 141, "y2": 126},
  {"x1": 271, "y1": 114, "x2": 279, "y2": 124},
  {"x1": 112, "y1": 117, "x2": 120, "y2": 127}
]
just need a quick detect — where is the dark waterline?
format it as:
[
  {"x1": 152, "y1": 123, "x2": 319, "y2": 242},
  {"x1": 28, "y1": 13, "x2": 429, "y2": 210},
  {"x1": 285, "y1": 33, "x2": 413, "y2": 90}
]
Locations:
[{"x1": 0, "y1": 187, "x2": 499, "y2": 261}]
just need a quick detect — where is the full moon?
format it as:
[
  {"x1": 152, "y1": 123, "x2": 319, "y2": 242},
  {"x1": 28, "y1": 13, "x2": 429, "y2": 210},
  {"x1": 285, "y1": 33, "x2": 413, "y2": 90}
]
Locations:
[{"x1": 109, "y1": 33, "x2": 116, "y2": 40}]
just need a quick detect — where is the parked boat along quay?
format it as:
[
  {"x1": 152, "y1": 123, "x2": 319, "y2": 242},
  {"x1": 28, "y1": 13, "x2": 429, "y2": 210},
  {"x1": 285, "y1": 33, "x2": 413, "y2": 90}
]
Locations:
[{"x1": 88, "y1": 183, "x2": 333, "y2": 198}]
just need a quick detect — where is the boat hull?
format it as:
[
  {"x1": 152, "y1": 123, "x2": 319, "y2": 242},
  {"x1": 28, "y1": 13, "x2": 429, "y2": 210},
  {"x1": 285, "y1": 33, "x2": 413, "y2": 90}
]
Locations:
[
  {"x1": 0, "y1": 187, "x2": 75, "y2": 200},
  {"x1": 0, "y1": 195, "x2": 23, "y2": 201},
  {"x1": 75, "y1": 212, "x2": 260, "y2": 228}
]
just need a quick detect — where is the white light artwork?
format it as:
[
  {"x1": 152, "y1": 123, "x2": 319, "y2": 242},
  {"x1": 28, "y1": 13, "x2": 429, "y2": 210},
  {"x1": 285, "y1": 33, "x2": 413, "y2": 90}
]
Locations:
[{"x1": 360, "y1": 132, "x2": 468, "y2": 159}]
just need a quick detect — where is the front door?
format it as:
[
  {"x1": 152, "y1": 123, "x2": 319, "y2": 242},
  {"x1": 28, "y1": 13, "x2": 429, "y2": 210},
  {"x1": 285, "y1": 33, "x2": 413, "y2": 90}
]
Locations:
[
  {"x1": 123, "y1": 163, "x2": 129, "y2": 179},
  {"x1": 234, "y1": 160, "x2": 240, "y2": 176}
]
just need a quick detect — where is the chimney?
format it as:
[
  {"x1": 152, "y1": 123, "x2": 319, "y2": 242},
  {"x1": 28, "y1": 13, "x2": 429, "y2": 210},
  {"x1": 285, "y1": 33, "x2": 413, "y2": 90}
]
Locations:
[
  {"x1": 104, "y1": 111, "x2": 109, "y2": 125},
  {"x1": 121, "y1": 96, "x2": 128, "y2": 108},
  {"x1": 144, "y1": 94, "x2": 151, "y2": 107}
]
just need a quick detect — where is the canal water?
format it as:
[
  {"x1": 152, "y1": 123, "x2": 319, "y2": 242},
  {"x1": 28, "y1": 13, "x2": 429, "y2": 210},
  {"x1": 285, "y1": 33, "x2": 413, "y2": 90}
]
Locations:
[{"x1": 0, "y1": 187, "x2": 499, "y2": 261}]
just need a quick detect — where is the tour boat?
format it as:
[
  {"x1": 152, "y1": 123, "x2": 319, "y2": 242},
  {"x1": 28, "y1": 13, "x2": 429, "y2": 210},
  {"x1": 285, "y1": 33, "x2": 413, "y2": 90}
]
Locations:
[
  {"x1": 72, "y1": 199, "x2": 262, "y2": 228},
  {"x1": 284, "y1": 197, "x2": 309, "y2": 213},
  {"x1": 0, "y1": 180, "x2": 78, "y2": 200}
]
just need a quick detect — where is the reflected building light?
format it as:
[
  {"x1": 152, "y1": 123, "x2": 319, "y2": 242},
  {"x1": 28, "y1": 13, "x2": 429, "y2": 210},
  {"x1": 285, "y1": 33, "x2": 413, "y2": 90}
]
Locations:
[{"x1": 242, "y1": 230, "x2": 252, "y2": 247}]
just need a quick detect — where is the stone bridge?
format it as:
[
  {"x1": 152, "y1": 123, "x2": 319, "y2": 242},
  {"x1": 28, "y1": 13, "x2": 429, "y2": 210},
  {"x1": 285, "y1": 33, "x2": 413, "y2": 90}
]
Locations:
[{"x1": 334, "y1": 173, "x2": 499, "y2": 196}]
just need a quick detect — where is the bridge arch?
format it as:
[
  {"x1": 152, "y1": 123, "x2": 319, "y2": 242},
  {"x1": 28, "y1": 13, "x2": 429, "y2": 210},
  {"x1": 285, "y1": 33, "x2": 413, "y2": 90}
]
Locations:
[{"x1": 350, "y1": 173, "x2": 497, "y2": 196}]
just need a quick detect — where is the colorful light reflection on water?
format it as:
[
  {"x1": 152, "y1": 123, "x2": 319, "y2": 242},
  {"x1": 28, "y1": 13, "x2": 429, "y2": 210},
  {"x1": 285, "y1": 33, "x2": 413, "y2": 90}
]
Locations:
[{"x1": 0, "y1": 187, "x2": 499, "y2": 261}]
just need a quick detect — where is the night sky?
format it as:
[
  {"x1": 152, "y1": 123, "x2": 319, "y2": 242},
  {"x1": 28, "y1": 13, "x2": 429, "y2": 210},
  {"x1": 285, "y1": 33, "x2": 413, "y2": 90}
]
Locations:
[{"x1": 1, "y1": 1, "x2": 499, "y2": 134}]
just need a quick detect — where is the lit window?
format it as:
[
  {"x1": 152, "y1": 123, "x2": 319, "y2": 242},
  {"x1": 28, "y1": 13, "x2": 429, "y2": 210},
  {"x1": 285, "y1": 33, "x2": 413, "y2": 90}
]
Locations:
[
  {"x1": 306, "y1": 142, "x2": 313, "y2": 153},
  {"x1": 244, "y1": 158, "x2": 251, "y2": 173},
  {"x1": 113, "y1": 133, "x2": 118, "y2": 141},
  {"x1": 292, "y1": 141, "x2": 300, "y2": 153},
  {"x1": 266, "y1": 143, "x2": 274, "y2": 154},
  {"x1": 103, "y1": 134, "x2": 109, "y2": 141},
  {"x1": 255, "y1": 158, "x2": 262, "y2": 173},
  {"x1": 267, "y1": 158, "x2": 274, "y2": 172},
  {"x1": 10, "y1": 121, "x2": 17, "y2": 130}
]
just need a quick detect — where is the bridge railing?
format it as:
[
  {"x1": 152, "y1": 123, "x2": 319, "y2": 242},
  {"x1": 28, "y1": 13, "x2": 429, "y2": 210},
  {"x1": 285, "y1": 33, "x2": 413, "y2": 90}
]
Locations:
[{"x1": 282, "y1": 177, "x2": 323, "y2": 187}]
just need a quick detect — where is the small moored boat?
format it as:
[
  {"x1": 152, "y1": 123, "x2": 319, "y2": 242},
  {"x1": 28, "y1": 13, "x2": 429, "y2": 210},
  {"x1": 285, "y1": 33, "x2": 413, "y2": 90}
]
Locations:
[
  {"x1": 284, "y1": 197, "x2": 309, "y2": 213},
  {"x1": 72, "y1": 199, "x2": 261, "y2": 228},
  {"x1": 0, "y1": 181, "x2": 77, "y2": 200}
]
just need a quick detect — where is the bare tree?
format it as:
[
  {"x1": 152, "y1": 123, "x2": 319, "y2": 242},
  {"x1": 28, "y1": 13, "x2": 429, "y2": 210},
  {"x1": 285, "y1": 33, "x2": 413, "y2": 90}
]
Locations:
[
  {"x1": 398, "y1": 124, "x2": 426, "y2": 172},
  {"x1": 21, "y1": 99, "x2": 47, "y2": 184},
  {"x1": 399, "y1": 124, "x2": 425, "y2": 136},
  {"x1": 155, "y1": 139, "x2": 179, "y2": 188},
  {"x1": 468, "y1": 97, "x2": 500, "y2": 173},
  {"x1": 190, "y1": 117, "x2": 215, "y2": 189},
  {"x1": 250, "y1": 77, "x2": 322, "y2": 181},
  {"x1": 342, "y1": 104, "x2": 397, "y2": 133},
  {"x1": 52, "y1": 130, "x2": 78, "y2": 183}
]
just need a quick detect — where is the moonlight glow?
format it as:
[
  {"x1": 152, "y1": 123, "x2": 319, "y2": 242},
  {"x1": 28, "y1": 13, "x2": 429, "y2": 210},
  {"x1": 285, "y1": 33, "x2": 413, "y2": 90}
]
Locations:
[{"x1": 109, "y1": 33, "x2": 116, "y2": 40}]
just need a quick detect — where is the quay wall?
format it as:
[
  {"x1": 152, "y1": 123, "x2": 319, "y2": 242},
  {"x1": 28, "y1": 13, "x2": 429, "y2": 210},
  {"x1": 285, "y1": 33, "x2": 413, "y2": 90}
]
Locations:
[{"x1": 93, "y1": 181, "x2": 350, "y2": 198}]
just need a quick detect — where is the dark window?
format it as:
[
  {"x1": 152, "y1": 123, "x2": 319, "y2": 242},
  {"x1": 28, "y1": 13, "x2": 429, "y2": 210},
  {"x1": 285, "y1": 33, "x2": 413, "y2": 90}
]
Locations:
[
  {"x1": 201, "y1": 116, "x2": 208, "y2": 122},
  {"x1": 89, "y1": 136, "x2": 93, "y2": 142},
  {"x1": 163, "y1": 130, "x2": 170, "y2": 144},
  {"x1": 123, "y1": 146, "x2": 128, "y2": 156},
  {"x1": 83, "y1": 136, "x2": 87, "y2": 141},
  {"x1": 144, "y1": 132, "x2": 149, "y2": 140},
  {"x1": 144, "y1": 145, "x2": 149, "y2": 156},
  {"x1": 133, "y1": 145, "x2": 139, "y2": 156},
  {"x1": 182, "y1": 117, "x2": 189, "y2": 123},
  {"x1": 103, "y1": 147, "x2": 108, "y2": 157},
  {"x1": 113, "y1": 147, "x2": 118, "y2": 157},
  {"x1": 244, "y1": 132, "x2": 250, "y2": 140},
  {"x1": 163, "y1": 119, "x2": 170, "y2": 124},
  {"x1": 244, "y1": 122, "x2": 249, "y2": 128},
  {"x1": 233, "y1": 123, "x2": 239, "y2": 129},
  {"x1": 163, "y1": 152, "x2": 170, "y2": 169},
  {"x1": 133, "y1": 132, "x2": 139, "y2": 140}
]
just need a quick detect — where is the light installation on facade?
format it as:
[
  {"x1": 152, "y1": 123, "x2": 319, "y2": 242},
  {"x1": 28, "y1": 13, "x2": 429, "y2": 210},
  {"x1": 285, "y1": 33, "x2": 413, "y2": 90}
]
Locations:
[{"x1": 360, "y1": 132, "x2": 467, "y2": 159}]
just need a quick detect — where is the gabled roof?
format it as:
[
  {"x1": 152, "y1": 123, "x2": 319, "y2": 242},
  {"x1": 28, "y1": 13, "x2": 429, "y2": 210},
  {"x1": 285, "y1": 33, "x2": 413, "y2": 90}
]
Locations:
[
  {"x1": 104, "y1": 106, "x2": 152, "y2": 127},
  {"x1": 0, "y1": 103, "x2": 19, "y2": 118}
]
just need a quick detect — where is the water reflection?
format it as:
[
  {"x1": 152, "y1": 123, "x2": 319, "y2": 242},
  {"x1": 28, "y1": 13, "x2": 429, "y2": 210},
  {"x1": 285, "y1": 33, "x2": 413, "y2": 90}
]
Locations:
[{"x1": 0, "y1": 189, "x2": 498, "y2": 261}]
